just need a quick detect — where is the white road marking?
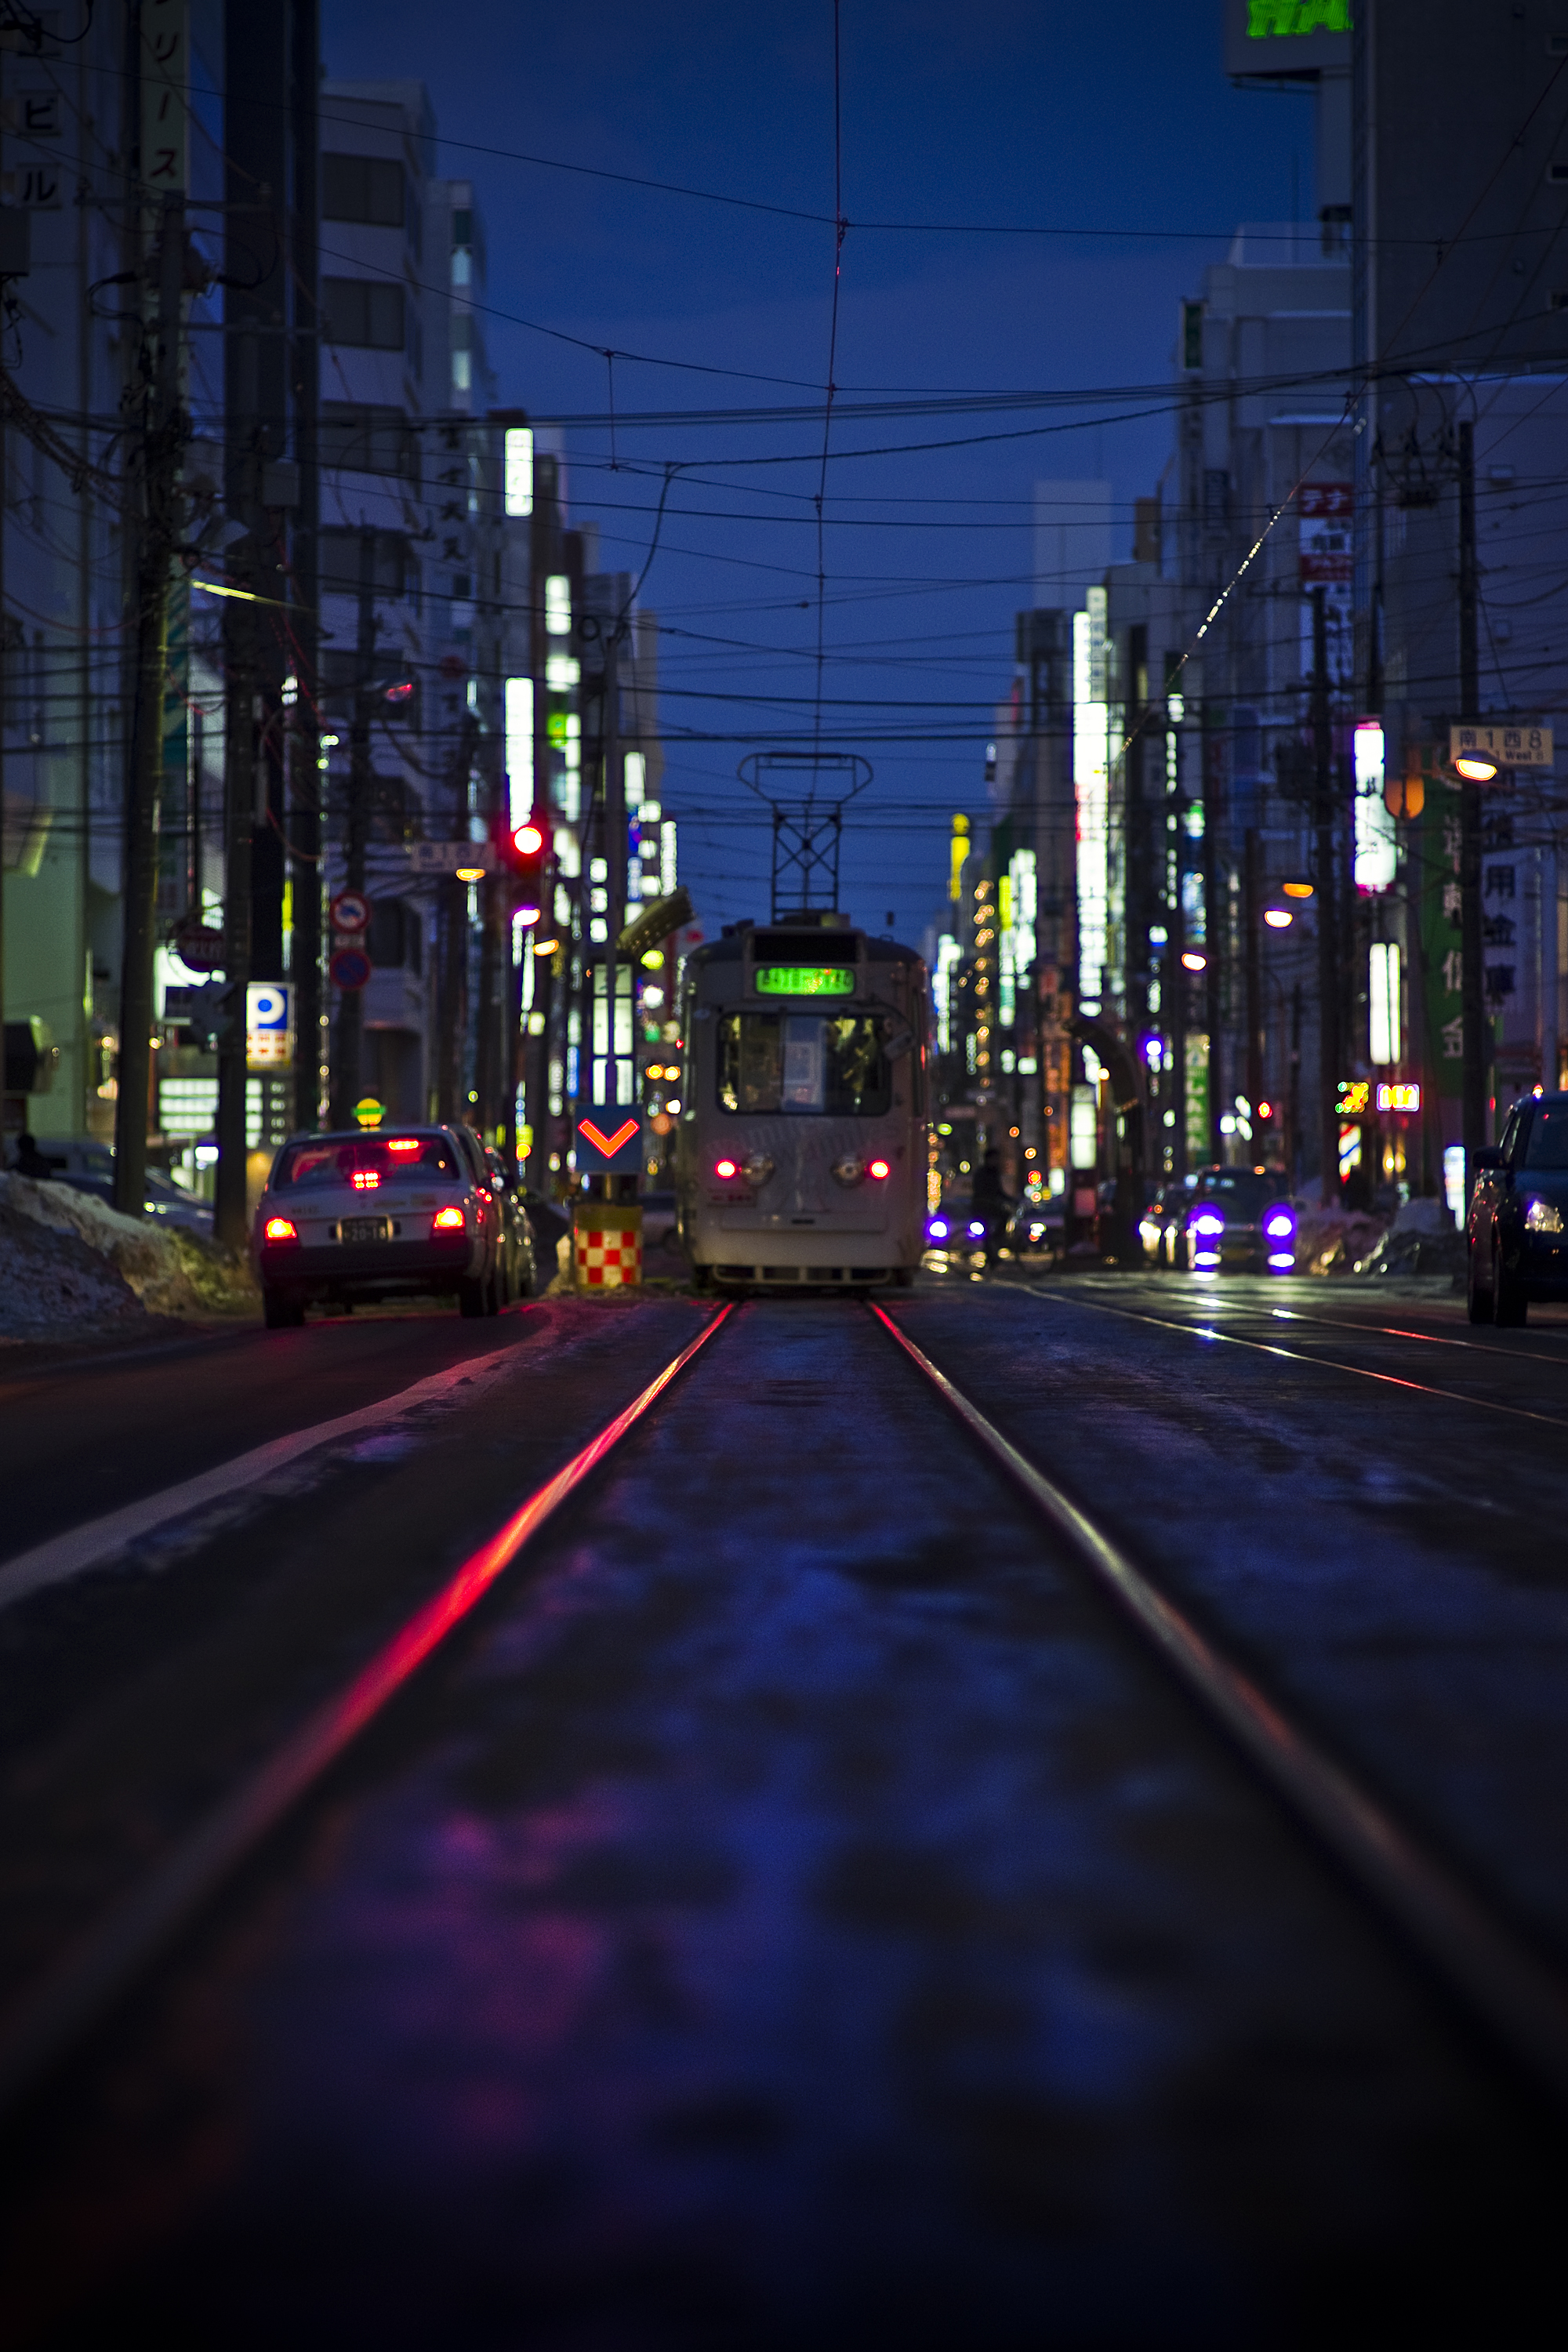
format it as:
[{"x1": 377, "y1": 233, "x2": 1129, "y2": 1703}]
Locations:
[{"x1": 0, "y1": 1342, "x2": 529, "y2": 1617}]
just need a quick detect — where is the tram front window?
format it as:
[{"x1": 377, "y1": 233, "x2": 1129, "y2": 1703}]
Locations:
[{"x1": 717, "y1": 1013, "x2": 891, "y2": 1116}]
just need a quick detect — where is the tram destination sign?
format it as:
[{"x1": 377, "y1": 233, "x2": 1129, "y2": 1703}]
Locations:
[{"x1": 754, "y1": 965, "x2": 855, "y2": 998}]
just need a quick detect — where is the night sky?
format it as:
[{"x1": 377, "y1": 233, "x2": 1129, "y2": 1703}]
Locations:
[{"x1": 322, "y1": 0, "x2": 1316, "y2": 946}]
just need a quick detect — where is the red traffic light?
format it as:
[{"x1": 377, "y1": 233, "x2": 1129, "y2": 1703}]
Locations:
[{"x1": 512, "y1": 820, "x2": 545, "y2": 858}]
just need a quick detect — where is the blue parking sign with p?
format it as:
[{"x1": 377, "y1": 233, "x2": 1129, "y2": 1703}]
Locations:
[{"x1": 247, "y1": 982, "x2": 292, "y2": 1065}]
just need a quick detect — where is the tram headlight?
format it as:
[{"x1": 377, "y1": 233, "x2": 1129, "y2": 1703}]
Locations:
[
  {"x1": 713, "y1": 1157, "x2": 740, "y2": 1181},
  {"x1": 867, "y1": 1158, "x2": 891, "y2": 1181},
  {"x1": 831, "y1": 1155, "x2": 866, "y2": 1186},
  {"x1": 742, "y1": 1152, "x2": 775, "y2": 1185}
]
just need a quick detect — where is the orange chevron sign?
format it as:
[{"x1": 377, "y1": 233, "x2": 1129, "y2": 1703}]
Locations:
[{"x1": 578, "y1": 1116, "x2": 639, "y2": 1158}]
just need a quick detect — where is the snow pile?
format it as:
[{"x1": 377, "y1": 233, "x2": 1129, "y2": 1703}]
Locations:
[
  {"x1": 1290, "y1": 1200, "x2": 1388, "y2": 1276},
  {"x1": 1352, "y1": 1193, "x2": 1466, "y2": 1279},
  {"x1": 0, "y1": 1173, "x2": 257, "y2": 1333}
]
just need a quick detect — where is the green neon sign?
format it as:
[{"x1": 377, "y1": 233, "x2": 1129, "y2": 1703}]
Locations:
[{"x1": 754, "y1": 964, "x2": 855, "y2": 998}]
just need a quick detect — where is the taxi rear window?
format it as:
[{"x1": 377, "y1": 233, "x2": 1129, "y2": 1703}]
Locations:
[{"x1": 272, "y1": 1137, "x2": 462, "y2": 1189}]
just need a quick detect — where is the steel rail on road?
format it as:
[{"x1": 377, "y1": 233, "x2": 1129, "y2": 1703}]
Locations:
[
  {"x1": 0, "y1": 1305, "x2": 735, "y2": 2122},
  {"x1": 1018, "y1": 1285, "x2": 1568, "y2": 1430},
  {"x1": 872, "y1": 1301, "x2": 1568, "y2": 2111}
]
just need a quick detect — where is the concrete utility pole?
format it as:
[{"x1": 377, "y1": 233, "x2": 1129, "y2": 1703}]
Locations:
[
  {"x1": 1312, "y1": 586, "x2": 1340, "y2": 1204},
  {"x1": 1167, "y1": 703, "x2": 1188, "y2": 1182},
  {"x1": 1457, "y1": 419, "x2": 1487, "y2": 1179},
  {"x1": 604, "y1": 622, "x2": 624, "y2": 954},
  {"x1": 1201, "y1": 699, "x2": 1223, "y2": 1161},
  {"x1": 114, "y1": 192, "x2": 187, "y2": 1218},
  {"x1": 434, "y1": 711, "x2": 477, "y2": 1125},
  {"x1": 1243, "y1": 826, "x2": 1264, "y2": 1123},
  {"x1": 601, "y1": 619, "x2": 626, "y2": 1206},
  {"x1": 330, "y1": 526, "x2": 376, "y2": 1127},
  {"x1": 213, "y1": 601, "x2": 254, "y2": 1252}
]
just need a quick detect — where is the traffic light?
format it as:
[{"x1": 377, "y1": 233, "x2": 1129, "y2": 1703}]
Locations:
[{"x1": 496, "y1": 809, "x2": 549, "y2": 919}]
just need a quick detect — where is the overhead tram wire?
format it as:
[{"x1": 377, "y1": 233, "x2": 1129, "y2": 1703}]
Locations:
[
  {"x1": 60, "y1": 56, "x2": 1568, "y2": 257},
  {"x1": 811, "y1": 0, "x2": 848, "y2": 799}
]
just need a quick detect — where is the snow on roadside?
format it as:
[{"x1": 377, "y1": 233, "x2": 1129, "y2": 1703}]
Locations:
[{"x1": 0, "y1": 1173, "x2": 257, "y2": 1333}]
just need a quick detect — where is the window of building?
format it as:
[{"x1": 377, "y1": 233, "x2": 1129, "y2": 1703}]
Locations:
[
  {"x1": 321, "y1": 152, "x2": 405, "y2": 227},
  {"x1": 320, "y1": 403, "x2": 418, "y2": 479},
  {"x1": 318, "y1": 527, "x2": 412, "y2": 598},
  {"x1": 321, "y1": 277, "x2": 405, "y2": 351}
]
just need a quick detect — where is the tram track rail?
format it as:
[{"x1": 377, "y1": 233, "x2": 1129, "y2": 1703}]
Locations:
[
  {"x1": 7, "y1": 1280, "x2": 1568, "y2": 2158},
  {"x1": 0, "y1": 1305, "x2": 733, "y2": 2122},
  {"x1": 871, "y1": 1301, "x2": 1568, "y2": 2109},
  {"x1": 1011, "y1": 1280, "x2": 1568, "y2": 1429}
]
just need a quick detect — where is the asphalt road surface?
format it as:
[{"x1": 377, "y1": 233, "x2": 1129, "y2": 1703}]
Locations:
[{"x1": 2, "y1": 1271, "x2": 1568, "y2": 2347}]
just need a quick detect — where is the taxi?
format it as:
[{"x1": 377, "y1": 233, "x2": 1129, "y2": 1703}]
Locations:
[{"x1": 252, "y1": 1126, "x2": 503, "y2": 1328}]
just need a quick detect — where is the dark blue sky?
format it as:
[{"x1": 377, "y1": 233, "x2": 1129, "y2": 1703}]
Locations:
[{"x1": 324, "y1": 0, "x2": 1315, "y2": 943}]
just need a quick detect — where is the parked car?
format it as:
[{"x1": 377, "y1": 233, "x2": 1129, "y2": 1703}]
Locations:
[
  {"x1": 1466, "y1": 1091, "x2": 1568, "y2": 1327},
  {"x1": 9, "y1": 1134, "x2": 214, "y2": 1236},
  {"x1": 1181, "y1": 1166, "x2": 1297, "y2": 1274},
  {"x1": 485, "y1": 1149, "x2": 539, "y2": 1302},
  {"x1": 252, "y1": 1125, "x2": 505, "y2": 1327}
]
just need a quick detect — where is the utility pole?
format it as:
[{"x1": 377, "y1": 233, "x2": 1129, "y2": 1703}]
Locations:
[
  {"x1": 1243, "y1": 826, "x2": 1263, "y2": 1123},
  {"x1": 604, "y1": 622, "x2": 624, "y2": 953},
  {"x1": 474, "y1": 744, "x2": 502, "y2": 1141},
  {"x1": 1167, "y1": 701, "x2": 1188, "y2": 1181},
  {"x1": 114, "y1": 192, "x2": 186, "y2": 1218},
  {"x1": 331, "y1": 526, "x2": 376, "y2": 1126},
  {"x1": 1201, "y1": 698, "x2": 1223, "y2": 1160},
  {"x1": 0, "y1": 216, "x2": 25, "y2": 1150},
  {"x1": 1457, "y1": 419, "x2": 1487, "y2": 1181},
  {"x1": 435, "y1": 711, "x2": 477, "y2": 1124},
  {"x1": 601, "y1": 619, "x2": 625, "y2": 1205},
  {"x1": 213, "y1": 601, "x2": 254, "y2": 1251},
  {"x1": 1312, "y1": 585, "x2": 1340, "y2": 1206}
]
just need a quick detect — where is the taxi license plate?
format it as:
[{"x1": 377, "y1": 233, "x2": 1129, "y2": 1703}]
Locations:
[{"x1": 338, "y1": 1217, "x2": 393, "y2": 1243}]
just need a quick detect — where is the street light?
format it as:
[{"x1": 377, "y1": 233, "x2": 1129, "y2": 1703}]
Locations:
[
  {"x1": 1263, "y1": 908, "x2": 1293, "y2": 930},
  {"x1": 1454, "y1": 749, "x2": 1500, "y2": 783},
  {"x1": 1280, "y1": 877, "x2": 1314, "y2": 900},
  {"x1": 1181, "y1": 949, "x2": 1207, "y2": 972}
]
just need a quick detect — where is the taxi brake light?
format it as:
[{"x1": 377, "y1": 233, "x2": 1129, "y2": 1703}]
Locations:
[
  {"x1": 387, "y1": 1138, "x2": 422, "y2": 1155},
  {"x1": 351, "y1": 1169, "x2": 382, "y2": 1189},
  {"x1": 263, "y1": 1215, "x2": 298, "y2": 1243},
  {"x1": 432, "y1": 1204, "x2": 466, "y2": 1232}
]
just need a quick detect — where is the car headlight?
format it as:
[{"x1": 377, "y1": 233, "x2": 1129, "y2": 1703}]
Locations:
[
  {"x1": 967, "y1": 1219, "x2": 987, "y2": 1239},
  {"x1": 927, "y1": 1218, "x2": 949, "y2": 1241},
  {"x1": 1526, "y1": 1196, "x2": 1564, "y2": 1233},
  {"x1": 1192, "y1": 1210, "x2": 1225, "y2": 1236}
]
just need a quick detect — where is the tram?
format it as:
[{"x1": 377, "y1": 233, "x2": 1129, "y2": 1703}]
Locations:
[{"x1": 674, "y1": 913, "x2": 928, "y2": 1290}]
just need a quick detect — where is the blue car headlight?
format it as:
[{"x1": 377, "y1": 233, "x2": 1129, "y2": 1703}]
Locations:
[
  {"x1": 968, "y1": 1220, "x2": 987, "y2": 1240},
  {"x1": 927, "y1": 1217, "x2": 949, "y2": 1241},
  {"x1": 1526, "y1": 1196, "x2": 1564, "y2": 1234},
  {"x1": 1263, "y1": 1208, "x2": 1295, "y2": 1240},
  {"x1": 1192, "y1": 1210, "x2": 1225, "y2": 1236}
]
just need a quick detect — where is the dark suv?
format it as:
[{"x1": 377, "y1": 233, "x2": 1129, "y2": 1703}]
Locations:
[{"x1": 1467, "y1": 1092, "x2": 1568, "y2": 1327}]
